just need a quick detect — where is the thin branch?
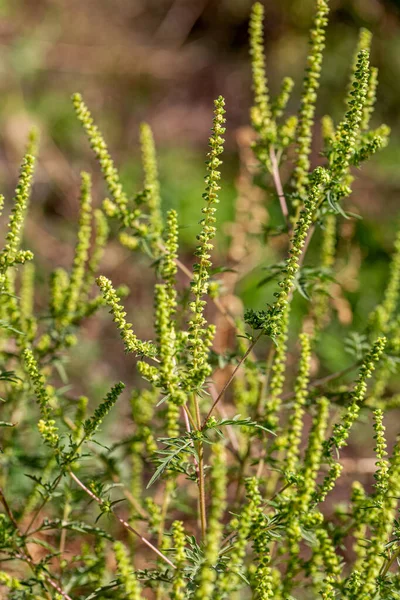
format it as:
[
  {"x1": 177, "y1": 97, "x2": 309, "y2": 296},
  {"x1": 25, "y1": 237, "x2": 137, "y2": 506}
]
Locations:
[
  {"x1": 69, "y1": 470, "x2": 176, "y2": 569},
  {"x1": 193, "y1": 394, "x2": 207, "y2": 538},
  {"x1": 0, "y1": 488, "x2": 19, "y2": 530},
  {"x1": 270, "y1": 146, "x2": 290, "y2": 230},
  {"x1": 202, "y1": 331, "x2": 263, "y2": 426}
]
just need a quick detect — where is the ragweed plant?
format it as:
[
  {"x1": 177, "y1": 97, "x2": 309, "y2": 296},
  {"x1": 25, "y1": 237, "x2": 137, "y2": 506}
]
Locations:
[{"x1": 1, "y1": 1, "x2": 400, "y2": 599}]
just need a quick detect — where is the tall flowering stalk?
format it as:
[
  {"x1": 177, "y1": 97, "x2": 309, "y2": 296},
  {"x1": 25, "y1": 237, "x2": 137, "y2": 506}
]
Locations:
[{"x1": 185, "y1": 96, "x2": 226, "y2": 392}]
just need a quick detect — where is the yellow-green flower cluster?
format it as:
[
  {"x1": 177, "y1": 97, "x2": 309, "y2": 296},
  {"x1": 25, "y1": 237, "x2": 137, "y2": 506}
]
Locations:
[
  {"x1": 72, "y1": 94, "x2": 128, "y2": 213},
  {"x1": 321, "y1": 115, "x2": 335, "y2": 148},
  {"x1": 23, "y1": 348, "x2": 59, "y2": 448},
  {"x1": 0, "y1": 153, "x2": 36, "y2": 273},
  {"x1": 130, "y1": 389, "x2": 158, "y2": 503},
  {"x1": 331, "y1": 49, "x2": 370, "y2": 188},
  {"x1": 186, "y1": 97, "x2": 226, "y2": 390},
  {"x1": 264, "y1": 305, "x2": 289, "y2": 429},
  {"x1": 140, "y1": 122, "x2": 163, "y2": 250},
  {"x1": 154, "y1": 284, "x2": 185, "y2": 406},
  {"x1": 298, "y1": 396, "x2": 329, "y2": 509},
  {"x1": 251, "y1": 502, "x2": 274, "y2": 598},
  {"x1": 272, "y1": 77, "x2": 294, "y2": 121},
  {"x1": 314, "y1": 213, "x2": 336, "y2": 331},
  {"x1": 144, "y1": 496, "x2": 162, "y2": 535},
  {"x1": 345, "y1": 28, "x2": 372, "y2": 109},
  {"x1": 249, "y1": 3, "x2": 273, "y2": 140},
  {"x1": 351, "y1": 482, "x2": 368, "y2": 565},
  {"x1": 372, "y1": 409, "x2": 389, "y2": 500},
  {"x1": 73, "y1": 93, "x2": 147, "y2": 239},
  {"x1": 50, "y1": 268, "x2": 69, "y2": 321},
  {"x1": 195, "y1": 442, "x2": 227, "y2": 598},
  {"x1": 284, "y1": 332, "x2": 311, "y2": 474},
  {"x1": 171, "y1": 520, "x2": 186, "y2": 600},
  {"x1": 345, "y1": 27, "x2": 377, "y2": 133},
  {"x1": 19, "y1": 262, "x2": 37, "y2": 342},
  {"x1": 153, "y1": 210, "x2": 186, "y2": 406},
  {"x1": 0, "y1": 571, "x2": 22, "y2": 590},
  {"x1": 61, "y1": 172, "x2": 92, "y2": 325},
  {"x1": 313, "y1": 524, "x2": 342, "y2": 589},
  {"x1": 369, "y1": 223, "x2": 400, "y2": 334},
  {"x1": 357, "y1": 437, "x2": 400, "y2": 597},
  {"x1": 97, "y1": 275, "x2": 157, "y2": 358},
  {"x1": 217, "y1": 477, "x2": 262, "y2": 596},
  {"x1": 314, "y1": 338, "x2": 385, "y2": 504},
  {"x1": 113, "y1": 541, "x2": 142, "y2": 599},
  {"x1": 80, "y1": 208, "x2": 109, "y2": 300},
  {"x1": 327, "y1": 337, "x2": 386, "y2": 452},
  {"x1": 292, "y1": 0, "x2": 329, "y2": 200}
]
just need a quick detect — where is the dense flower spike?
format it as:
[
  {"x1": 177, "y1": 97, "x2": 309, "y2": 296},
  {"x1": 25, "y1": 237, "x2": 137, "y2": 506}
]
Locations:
[
  {"x1": 113, "y1": 541, "x2": 142, "y2": 599},
  {"x1": 80, "y1": 208, "x2": 109, "y2": 301},
  {"x1": 73, "y1": 93, "x2": 148, "y2": 240},
  {"x1": 72, "y1": 94, "x2": 129, "y2": 213},
  {"x1": 186, "y1": 96, "x2": 226, "y2": 390},
  {"x1": 23, "y1": 348, "x2": 59, "y2": 447},
  {"x1": 292, "y1": 0, "x2": 329, "y2": 201},
  {"x1": 249, "y1": 3, "x2": 273, "y2": 139},
  {"x1": 171, "y1": 521, "x2": 187, "y2": 600},
  {"x1": 140, "y1": 122, "x2": 163, "y2": 248},
  {"x1": 272, "y1": 77, "x2": 294, "y2": 120},
  {"x1": 369, "y1": 222, "x2": 400, "y2": 333},
  {"x1": 326, "y1": 336, "x2": 386, "y2": 453},
  {"x1": 314, "y1": 213, "x2": 336, "y2": 330},
  {"x1": 331, "y1": 49, "x2": 370, "y2": 187},
  {"x1": 345, "y1": 28, "x2": 372, "y2": 111},
  {"x1": 264, "y1": 305, "x2": 290, "y2": 429},
  {"x1": 50, "y1": 267, "x2": 69, "y2": 320},
  {"x1": 284, "y1": 333, "x2": 312, "y2": 474},
  {"x1": 195, "y1": 442, "x2": 227, "y2": 598},
  {"x1": 19, "y1": 262, "x2": 36, "y2": 341},
  {"x1": 62, "y1": 172, "x2": 92, "y2": 324},
  {"x1": 298, "y1": 396, "x2": 330, "y2": 509},
  {"x1": 97, "y1": 275, "x2": 157, "y2": 358},
  {"x1": 217, "y1": 477, "x2": 263, "y2": 596},
  {"x1": 0, "y1": 153, "x2": 35, "y2": 272},
  {"x1": 155, "y1": 283, "x2": 185, "y2": 405}
]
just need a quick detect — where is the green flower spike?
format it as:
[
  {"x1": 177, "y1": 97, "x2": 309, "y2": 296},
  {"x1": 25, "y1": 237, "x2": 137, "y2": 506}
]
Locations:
[
  {"x1": 23, "y1": 348, "x2": 59, "y2": 448},
  {"x1": 186, "y1": 96, "x2": 226, "y2": 390},
  {"x1": 97, "y1": 275, "x2": 157, "y2": 358},
  {"x1": 62, "y1": 172, "x2": 92, "y2": 324},
  {"x1": 113, "y1": 541, "x2": 142, "y2": 599},
  {"x1": 292, "y1": 0, "x2": 329, "y2": 201}
]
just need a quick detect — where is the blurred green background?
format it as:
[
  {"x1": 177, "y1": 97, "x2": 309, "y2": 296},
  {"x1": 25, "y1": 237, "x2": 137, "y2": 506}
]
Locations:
[{"x1": 1, "y1": 0, "x2": 400, "y2": 401}]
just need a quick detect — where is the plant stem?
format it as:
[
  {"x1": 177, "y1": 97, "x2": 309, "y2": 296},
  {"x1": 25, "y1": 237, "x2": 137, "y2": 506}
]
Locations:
[
  {"x1": 193, "y1": 393, "x2": 207, "y2": 539},
  {"x1": 379, "y1": 544, "x2": 400, "y2": 578},
  {"x1": 270, "y1": 146, "x2": 290, "y2": 230}
]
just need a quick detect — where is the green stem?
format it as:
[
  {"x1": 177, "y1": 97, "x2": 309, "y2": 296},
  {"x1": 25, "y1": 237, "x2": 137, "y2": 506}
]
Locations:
[{"x1": 193, "y1": 393, "x2": 207, "y2": 539}]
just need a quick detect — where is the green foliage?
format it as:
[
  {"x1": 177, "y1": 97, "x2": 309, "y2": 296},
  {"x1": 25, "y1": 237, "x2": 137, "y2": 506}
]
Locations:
[{"x1": 1, "y1": 2, "x2": 400, "y2": 599}]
